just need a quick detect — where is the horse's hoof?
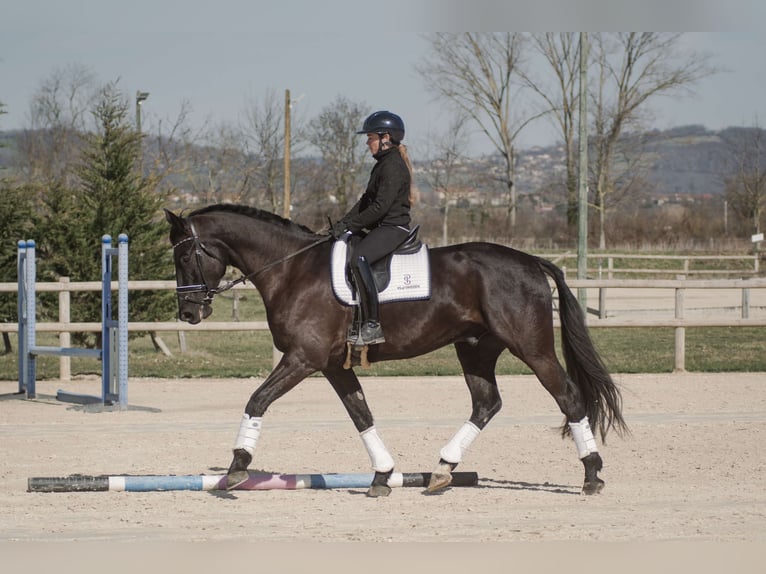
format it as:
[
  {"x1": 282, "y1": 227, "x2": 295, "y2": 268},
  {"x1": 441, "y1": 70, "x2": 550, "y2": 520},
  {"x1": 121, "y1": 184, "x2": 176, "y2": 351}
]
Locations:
[
  {"x1": 226, "y1": 470, "x2": 250, "y2": 491},
  {"x1": 366, "y1": 484, "x2": 392, "y2": 498},
  {"x1": 426, "y1": 471, "x2": 453, "y2": 493},
  {"x1": 582, "y1": 478, "x2": 605, "y2": 495}
]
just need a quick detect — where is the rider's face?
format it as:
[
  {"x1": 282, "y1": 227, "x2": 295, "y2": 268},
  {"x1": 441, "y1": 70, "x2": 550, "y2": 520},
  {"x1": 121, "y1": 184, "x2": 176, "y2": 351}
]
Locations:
[{"x1": 365, "y1": 133, "x2": 390, "y2": 155}]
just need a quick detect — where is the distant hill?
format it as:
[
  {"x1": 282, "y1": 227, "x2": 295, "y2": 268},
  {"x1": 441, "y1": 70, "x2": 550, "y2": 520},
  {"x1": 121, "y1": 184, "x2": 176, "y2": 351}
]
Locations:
[
  {"x1": 513, "y1": 124, "x2": 763, "y2": 198},
  {"x1": 641, "y1": 125, "x2": 732, "y2": 197},
  {"x1": 2, "y1": 125, "x2": 762, "y2": 200}
]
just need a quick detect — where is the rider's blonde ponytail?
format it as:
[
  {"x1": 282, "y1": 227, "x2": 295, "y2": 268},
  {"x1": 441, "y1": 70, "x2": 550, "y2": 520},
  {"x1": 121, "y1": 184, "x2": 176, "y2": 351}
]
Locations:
[{"x1": 398, "y1": 143, "x2": 416, "y2": 205}]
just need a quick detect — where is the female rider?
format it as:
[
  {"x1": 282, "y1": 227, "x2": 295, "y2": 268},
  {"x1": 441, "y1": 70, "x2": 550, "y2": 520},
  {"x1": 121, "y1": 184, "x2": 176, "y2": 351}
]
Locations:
[{"x1": 331, "y1": 110, "x2": 414, "y2": 346}]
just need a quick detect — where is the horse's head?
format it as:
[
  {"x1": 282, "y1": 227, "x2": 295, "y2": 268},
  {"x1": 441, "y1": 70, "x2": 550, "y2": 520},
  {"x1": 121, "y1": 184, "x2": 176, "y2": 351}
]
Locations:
[{"x1": 164, "y1": 209, "x2": 226, "y2": 324}]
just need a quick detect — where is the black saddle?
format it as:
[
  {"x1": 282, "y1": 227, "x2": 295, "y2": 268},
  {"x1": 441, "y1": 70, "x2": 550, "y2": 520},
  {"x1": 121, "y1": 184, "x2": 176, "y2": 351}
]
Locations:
[{"x1": 347, "y1": 226, "x2": 422, "y2": 293}]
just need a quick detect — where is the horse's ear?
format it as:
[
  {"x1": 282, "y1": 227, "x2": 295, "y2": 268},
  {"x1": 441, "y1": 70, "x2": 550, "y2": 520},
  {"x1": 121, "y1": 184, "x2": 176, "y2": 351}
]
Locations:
[{"x1": 164, "y1": 208, "x2": 184, "y2": 230}]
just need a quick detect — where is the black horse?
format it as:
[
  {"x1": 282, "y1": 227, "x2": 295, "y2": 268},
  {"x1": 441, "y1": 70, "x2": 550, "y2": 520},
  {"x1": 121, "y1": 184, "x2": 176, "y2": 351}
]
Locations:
[{"x1": 165, "y1": 204, "x2": 627, "y2": 497}]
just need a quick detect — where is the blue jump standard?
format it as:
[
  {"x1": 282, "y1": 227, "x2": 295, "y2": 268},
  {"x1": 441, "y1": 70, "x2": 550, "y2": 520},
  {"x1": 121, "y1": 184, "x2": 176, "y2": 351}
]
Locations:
[
  {"x1": 17, "y1": 235, "x2": 129, "y2": 407},
  {"x1": 27, "y1": 472, "x2": 479, "y2": 492}
]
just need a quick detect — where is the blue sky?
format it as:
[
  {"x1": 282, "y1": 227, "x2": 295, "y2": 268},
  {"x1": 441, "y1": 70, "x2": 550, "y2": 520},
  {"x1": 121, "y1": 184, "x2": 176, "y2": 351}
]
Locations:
[{"x1": 2, "y1": 1, "x2": 765, "y2": 155}]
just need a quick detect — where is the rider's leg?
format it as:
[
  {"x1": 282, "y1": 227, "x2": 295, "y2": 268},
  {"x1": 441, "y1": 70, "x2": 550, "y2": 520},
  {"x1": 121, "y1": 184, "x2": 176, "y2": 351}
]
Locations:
[
  {"x1": 350, "y1": 255, "x2": 385, "y2": 345},
  {"x1": 349, "y1": 226, "x2": 409, "y2": 346}
]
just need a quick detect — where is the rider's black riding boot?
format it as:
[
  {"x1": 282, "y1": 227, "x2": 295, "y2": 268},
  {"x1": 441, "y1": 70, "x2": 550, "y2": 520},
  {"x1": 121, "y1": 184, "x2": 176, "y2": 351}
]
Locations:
[{"x1": 351, "y1": 256, "x2": 385, "y2": 345}]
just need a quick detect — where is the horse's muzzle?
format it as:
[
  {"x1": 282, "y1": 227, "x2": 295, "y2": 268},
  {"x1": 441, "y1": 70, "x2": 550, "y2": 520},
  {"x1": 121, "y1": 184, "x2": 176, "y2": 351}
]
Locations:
[{"x1": 179, "y1": 303, "x2": 212, "y2": 324}]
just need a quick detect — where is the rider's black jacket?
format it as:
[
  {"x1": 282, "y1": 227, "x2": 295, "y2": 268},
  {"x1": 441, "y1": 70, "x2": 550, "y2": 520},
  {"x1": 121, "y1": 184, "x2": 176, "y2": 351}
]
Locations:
[{"x1": 341, "y1": 147, "x2": 411, "y2": 233}]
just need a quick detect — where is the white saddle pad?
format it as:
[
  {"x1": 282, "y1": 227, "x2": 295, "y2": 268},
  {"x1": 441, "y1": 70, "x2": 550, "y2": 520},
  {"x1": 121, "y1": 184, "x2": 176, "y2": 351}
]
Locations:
[{"x1": 330, "y1": 240, "x2": 431, "y2": 306}]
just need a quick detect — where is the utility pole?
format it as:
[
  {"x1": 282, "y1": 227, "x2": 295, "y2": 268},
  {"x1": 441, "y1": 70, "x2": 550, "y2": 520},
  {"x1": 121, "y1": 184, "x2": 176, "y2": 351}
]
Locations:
[
  {"x1": 577, "y1": 33, "x2": 589, "y2": 316},
  {"x1": 283, "y1": 89, "x2": 291, "y2": 219}
]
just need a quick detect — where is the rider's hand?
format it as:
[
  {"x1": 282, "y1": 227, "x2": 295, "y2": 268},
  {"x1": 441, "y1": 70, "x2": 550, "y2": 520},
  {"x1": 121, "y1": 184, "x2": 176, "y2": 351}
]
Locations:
[{"x1": 330, "y1": 221, "x2": 348, "y2": 239}]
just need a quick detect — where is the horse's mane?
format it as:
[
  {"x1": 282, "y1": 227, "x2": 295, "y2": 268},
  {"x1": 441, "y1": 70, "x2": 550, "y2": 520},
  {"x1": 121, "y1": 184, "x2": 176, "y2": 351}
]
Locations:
[{"x1": 187, "y1": 204, "x2": 320, "y2": 236}]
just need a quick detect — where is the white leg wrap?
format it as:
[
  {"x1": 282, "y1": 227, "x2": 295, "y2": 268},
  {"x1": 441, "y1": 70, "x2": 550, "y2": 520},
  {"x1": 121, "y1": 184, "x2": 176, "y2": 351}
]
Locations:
[
  {"x1": 569, "y1": 416, "x2": 598, "y2": 459},
  {"x1": 233, "y1": 414, "x2": 262, "y2": 455},
  {"x1": 360, "y1": 426, "x2": 395, "y2": 472},
  {"x1": 440, "y1": 421, "x2": 481, "y2": 464}
]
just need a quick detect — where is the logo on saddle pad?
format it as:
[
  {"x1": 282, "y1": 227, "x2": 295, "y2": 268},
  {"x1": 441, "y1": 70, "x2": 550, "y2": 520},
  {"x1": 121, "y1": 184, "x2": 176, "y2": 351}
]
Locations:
[{"x1": 331, "y1": 240, "x2": 431, "y2": 306}]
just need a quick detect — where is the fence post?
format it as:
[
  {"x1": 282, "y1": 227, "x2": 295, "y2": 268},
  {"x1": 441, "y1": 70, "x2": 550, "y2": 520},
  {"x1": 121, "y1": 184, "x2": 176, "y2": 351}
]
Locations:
[
  {"x1": 273, "y1": 347, "x2": 283, "y2": 369},
  {"x1": 742, "y1": 285, "x2": 750, "y2": 319},
  {"x1": 177, "y1": 329, "x2": 187, "y2": 353},
  {"x1": 599, "y1": 288, "x2": 607, "y2": 319},
  {"x1": 674, "y1": 275, "x2": 686, "y2": 373},
  {"x1": 232, "y1": 290, "x2": 240, "y2": 321},
  {"x1": 59, "y1": 277, "x2": 71, "y2": 382}
]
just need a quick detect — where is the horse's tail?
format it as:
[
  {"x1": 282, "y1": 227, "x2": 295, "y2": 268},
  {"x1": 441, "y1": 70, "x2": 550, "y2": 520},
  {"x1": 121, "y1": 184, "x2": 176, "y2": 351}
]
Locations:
[{"x1": 537, "y1": 258, "x2": 629, "y2": 442}]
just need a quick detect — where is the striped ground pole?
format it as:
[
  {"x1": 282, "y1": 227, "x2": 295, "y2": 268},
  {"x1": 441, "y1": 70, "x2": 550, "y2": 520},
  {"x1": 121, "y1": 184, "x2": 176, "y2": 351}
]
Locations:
[{"x1": 27, "y1": 472, "x2": 479, "y2": 492}]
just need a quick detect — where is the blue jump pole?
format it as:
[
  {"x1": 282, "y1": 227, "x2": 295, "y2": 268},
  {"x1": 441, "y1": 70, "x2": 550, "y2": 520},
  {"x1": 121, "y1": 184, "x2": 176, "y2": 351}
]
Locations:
[{"x1": 27, "y1": 472, "x2": 480, "y2": 492}]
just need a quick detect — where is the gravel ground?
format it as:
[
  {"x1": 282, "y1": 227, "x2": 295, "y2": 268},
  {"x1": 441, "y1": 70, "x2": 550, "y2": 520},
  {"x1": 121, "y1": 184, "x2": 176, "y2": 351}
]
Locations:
[{"x1": 1, "y1": 371, "x2": 764, "y2": 570}]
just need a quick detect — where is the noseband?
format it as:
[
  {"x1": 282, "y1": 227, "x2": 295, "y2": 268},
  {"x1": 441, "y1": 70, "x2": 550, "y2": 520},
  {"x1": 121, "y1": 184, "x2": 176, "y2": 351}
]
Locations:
[{"x1": 172, "y1": 220, "x2": 332, "y2": 306}]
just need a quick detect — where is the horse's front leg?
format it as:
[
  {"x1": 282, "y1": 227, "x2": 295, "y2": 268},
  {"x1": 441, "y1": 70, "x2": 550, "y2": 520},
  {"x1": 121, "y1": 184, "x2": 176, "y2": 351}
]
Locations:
[
  {"x1": 323, "y1": 367, "x2": 394, "y2": 498},
  {"x1": 227, "y1": 355, "x2": 315, "y2": 489}
]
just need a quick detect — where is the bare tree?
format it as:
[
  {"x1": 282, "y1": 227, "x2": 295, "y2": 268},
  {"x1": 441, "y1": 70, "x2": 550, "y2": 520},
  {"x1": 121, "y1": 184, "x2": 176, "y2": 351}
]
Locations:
[
  {"x1": 420, "y1": 113, "x2": 470, "y2": 245},
  {"x1": 588, "y1": 32, "x2": 716, "y2": 248},
  {"x1": 148, "y1": 100, "x2": 202, "y2": 178},
  {"x1": 28, "y1": 63, "x2": 97, "y2": 131},
  {"x1": 721, "y1": 124, "x2": 766, "y2": 239},
  {"x1": 417, "y1": 33, "x2": 539, "y2": 230},
  {"x1": 17, "y1": 63, "x2": 98, "y2": 186},
  {"x1": 305, "y1": 95, "x2": 369, "y2": 215},
  {"x1": 240, "y1": 89, "x2": 291, "y2": 213},
  {"x1": 1, "y1": 100, "x2": 36, "y2": 354},
  {"x1": 521, "y1": 33, "x2": 581, "y2": 231}
]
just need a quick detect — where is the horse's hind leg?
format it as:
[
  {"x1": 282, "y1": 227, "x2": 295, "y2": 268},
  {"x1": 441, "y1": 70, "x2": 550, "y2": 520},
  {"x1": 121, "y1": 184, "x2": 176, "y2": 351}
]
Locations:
[
  {"x1": 524, "y1": 354, "x2": 604, "y2": 495},
  {"x1": 323, "y1": 367, "x2": 395, "y2": 498},
  {"x1": 427, "y1": 336, "x2": 505, "y2": 493}
]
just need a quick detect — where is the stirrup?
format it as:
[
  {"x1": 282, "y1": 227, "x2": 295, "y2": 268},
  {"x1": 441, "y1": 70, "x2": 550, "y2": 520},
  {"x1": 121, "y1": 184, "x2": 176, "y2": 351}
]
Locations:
[{"x1": 346, "y1": 308, "x2": 361, "y2": 343}]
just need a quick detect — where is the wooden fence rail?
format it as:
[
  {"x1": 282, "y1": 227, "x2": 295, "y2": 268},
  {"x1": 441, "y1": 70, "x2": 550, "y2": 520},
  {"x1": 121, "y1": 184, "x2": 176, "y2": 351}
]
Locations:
[
  {"x1": 2, "y1": 277, "x2": 765, "y2": 376},
  {"x1": 542, "y1": 252, "x2": 761, "y2": 278}
]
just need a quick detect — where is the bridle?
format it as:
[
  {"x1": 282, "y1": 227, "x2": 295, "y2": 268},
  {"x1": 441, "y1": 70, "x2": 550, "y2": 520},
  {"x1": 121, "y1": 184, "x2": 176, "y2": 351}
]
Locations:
[{"x1": 172, "y1": 220, "x2": 332, "y2": 306}]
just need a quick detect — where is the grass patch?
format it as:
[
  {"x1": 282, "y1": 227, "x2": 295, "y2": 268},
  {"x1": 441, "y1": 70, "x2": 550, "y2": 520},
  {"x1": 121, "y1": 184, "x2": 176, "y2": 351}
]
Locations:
[{"x1": 2, "y1": 326, "x2": 763, "y2": 381}]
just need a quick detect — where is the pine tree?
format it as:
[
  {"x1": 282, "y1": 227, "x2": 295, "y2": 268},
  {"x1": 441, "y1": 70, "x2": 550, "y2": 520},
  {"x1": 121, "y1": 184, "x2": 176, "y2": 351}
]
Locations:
[
  {"x1": 0, "y1": 101, "x2": 38, "y2": 352},
  {"x1": 38, "y1": 81, "x2": 175, "y2": 347},
  {"x1": 0, "y1": 183, "x2": 37, "y2": 353}
]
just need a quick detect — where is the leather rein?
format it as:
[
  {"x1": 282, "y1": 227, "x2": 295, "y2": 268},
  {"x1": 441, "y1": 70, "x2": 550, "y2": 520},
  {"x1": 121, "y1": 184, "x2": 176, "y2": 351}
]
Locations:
[{"x1": 172, "y1": 220, "x2": 332, "y2": 306}]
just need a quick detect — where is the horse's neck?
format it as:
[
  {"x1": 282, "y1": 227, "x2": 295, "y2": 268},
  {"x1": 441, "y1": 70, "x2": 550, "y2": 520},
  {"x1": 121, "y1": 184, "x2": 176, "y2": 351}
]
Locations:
[
  {"x1": 239, "y1": 225, "x2": 311, "y2": 261},
  {"x1": 228, "y1": 220, "x2": 315, "y2": 294}
]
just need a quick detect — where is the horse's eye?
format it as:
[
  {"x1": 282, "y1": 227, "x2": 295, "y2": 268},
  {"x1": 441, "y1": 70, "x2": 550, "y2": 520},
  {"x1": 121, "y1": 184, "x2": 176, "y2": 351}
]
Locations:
[{"x1": 180, "y1": 251, "x2": 192, "y2": 264}]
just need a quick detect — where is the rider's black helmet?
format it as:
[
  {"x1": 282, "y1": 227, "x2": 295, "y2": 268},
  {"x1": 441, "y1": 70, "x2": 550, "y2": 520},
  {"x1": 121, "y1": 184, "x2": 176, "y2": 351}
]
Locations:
[{"x1": 357, "y1": 110, "x2": 405, "y2": 143}]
